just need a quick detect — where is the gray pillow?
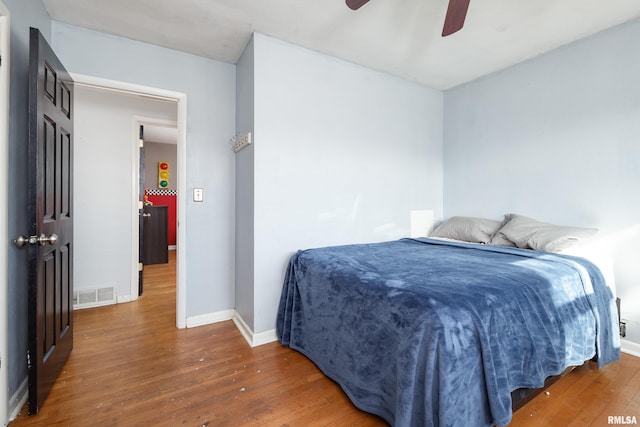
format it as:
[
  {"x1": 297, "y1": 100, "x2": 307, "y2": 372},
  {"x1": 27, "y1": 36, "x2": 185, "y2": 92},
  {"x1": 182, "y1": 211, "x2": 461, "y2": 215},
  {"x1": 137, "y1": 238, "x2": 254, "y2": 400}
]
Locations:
[
  {"x1": 430, "y1": 216, "x2": 502, "y2": 244},
  {"x1": 487, "y1": 215, "x2": 517, "y2": 247},
  {"x1": 490, "y1": 214, "x2": 598, "y2": 252}
]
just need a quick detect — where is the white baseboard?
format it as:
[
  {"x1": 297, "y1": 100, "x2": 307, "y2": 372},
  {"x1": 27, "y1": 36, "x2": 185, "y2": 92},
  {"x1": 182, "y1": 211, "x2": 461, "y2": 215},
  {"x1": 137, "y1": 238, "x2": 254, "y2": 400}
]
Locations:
[
  {"x1": 253, "y1": 328, "x2": 278, "y2": 347},
  {"x1": 183, "y1": 309, "x2": 278, "y2": 347},
  {"x1": 231, "y1": 313, "x2": 253, "y2": 346},
  {"x1": 117, "y1": 294, "x2": 133, "y2": 304},
  {"x1": 621, "y1": 339, "x2": 640, "y2": 358},
  {"x1": 185, "y1": 309, "x2": 234, "y2": 328},
  {"x1": 232, "y1": 311, "x2": 278, "y2": 348},
  {"x1": 8, "y1": 377, "x2": 27, "y2": 422}
]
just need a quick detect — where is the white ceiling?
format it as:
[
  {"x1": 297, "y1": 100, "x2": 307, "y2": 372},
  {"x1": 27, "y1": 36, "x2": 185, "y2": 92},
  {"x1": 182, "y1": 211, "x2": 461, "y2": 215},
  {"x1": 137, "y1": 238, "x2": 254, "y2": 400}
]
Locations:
[{"x1": 43, "y1": 0, "x2": 640, "y2": 90}]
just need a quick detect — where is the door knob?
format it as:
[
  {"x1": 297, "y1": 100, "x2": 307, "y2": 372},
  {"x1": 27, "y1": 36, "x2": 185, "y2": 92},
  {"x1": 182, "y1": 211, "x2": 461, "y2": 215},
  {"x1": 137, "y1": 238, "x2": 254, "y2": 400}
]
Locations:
[
  {"x1": 13, "y1": 235, "x2": 35, "y2": 248},
  {"x1": 13, "y1": 233, "x2": 58, "y2": 248},
  {"x1": 39, "y1": 233, "x2": 58, "y2": 246}
]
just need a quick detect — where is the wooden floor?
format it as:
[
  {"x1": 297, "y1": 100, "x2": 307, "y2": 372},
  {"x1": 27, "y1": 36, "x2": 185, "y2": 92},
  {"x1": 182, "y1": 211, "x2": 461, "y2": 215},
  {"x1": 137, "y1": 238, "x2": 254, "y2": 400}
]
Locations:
[{"x1": 9, "y1": 251, "x2": 640, "y2": 426}]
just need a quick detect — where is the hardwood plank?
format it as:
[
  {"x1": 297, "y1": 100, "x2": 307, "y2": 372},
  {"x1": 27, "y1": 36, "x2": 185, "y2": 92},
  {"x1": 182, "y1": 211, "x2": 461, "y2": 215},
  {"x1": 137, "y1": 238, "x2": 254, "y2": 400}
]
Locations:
[
  {"x1": 586, "y1": 364, "x2": 640, "y2": 426},
  {"x1": 511, "y1": 354, "x2": 640, "y2": 427},
  {"x1": 9, "y1": 251, "x2": 640, "y2": 426}
]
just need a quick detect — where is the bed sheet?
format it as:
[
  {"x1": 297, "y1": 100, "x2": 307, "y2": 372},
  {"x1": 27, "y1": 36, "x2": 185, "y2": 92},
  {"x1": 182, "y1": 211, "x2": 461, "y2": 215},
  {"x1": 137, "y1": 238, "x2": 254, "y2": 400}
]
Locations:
[{"x1": 277, "y1": 238, "x2": 620, "y2": 426}]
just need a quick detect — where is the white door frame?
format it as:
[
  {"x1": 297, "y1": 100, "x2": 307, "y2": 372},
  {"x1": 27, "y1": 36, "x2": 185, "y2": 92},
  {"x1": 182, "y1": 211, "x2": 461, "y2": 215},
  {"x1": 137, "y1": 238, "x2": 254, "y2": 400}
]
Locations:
[
  {"x1": 0, "y1": 2, "x2": 10, "y2": 425},
  {"x1": 71, "y1": 73, "x2": 188, "y2": 329}
]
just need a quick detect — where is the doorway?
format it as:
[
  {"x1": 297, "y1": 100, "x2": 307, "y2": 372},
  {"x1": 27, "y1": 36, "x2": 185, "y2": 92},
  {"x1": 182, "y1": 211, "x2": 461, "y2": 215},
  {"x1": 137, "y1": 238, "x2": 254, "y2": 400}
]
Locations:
[
  {"x1": 71, "y1": 73, "x2": 187, "y2": 328},
  {"x1": 137, "y1": 120, "x2": 178, "y2": 295}
]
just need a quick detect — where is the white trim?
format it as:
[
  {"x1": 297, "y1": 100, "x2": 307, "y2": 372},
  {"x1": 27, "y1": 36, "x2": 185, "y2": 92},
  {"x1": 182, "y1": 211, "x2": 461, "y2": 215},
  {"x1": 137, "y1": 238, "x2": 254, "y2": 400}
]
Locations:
[
  {"x1": 175, "y1": 97, "x2": 187, "y2": 328},
  {"x1": 621, "y1": 339, "x2": 640, "y2": 358},
  {"x1": 72, "y1": 74, "x2": 179, "y2": 102},
  {"x1": 0, "y1": 3, "x2": 10, "y2": 425},
  {"x1": 232, "y1": 311, "x2": 278, "y2": 348},
  {"x1": 232, "y1": 312, "x2": 253, "y2": 346},
  {"x1": 183, "y1": 310, "x2": 278, "y2": 348},
  {"x1": 116, "y1": 294, "x2": 133, "y2": 304},
  {"x1": 253, "y1": 329, "x2": 278, "y2": 347},
  {"x1": 70, "y1": 73, "x2": 188, "y2": 329},
  {"x1": 8, "y1": 378, "x2": 26, "y2": 424},
  {"x1": 186, "y1": 309, "x2": 234, "y2": 328},
  {"x1": 130, "y1": 121, "x2": 141, "y2": 303}
]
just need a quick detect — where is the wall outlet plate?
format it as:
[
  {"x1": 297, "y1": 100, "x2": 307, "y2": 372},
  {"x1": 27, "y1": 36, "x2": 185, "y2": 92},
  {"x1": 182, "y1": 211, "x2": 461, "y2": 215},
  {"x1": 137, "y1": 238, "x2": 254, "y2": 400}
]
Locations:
[{"x1": 193, "y1": 188, "x2": 203, "y2": 202}]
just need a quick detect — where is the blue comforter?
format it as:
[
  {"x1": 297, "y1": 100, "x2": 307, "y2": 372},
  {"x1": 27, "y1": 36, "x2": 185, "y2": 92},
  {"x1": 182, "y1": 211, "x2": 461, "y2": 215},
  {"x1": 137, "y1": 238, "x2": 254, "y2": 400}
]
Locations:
[{"x1": 276, "y1": 238, "x2": 620, "y2": 426}]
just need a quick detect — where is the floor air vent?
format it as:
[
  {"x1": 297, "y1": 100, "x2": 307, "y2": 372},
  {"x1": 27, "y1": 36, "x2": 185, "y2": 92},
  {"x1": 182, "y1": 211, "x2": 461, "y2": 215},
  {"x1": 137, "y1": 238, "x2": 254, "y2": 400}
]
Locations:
[{"x1": 73, "y1": 286, "x2": 116, "y2": 309}]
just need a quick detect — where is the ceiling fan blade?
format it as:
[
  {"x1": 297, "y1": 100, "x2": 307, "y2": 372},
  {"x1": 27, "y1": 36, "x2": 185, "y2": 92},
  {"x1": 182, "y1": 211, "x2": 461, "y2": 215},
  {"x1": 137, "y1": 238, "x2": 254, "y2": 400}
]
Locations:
[
  {"x1": 346, "y1": 0, "x2": 370, "y2": 11},
  {"x1": 442, "y1": 0, "x2": 471, "y2": 36}
]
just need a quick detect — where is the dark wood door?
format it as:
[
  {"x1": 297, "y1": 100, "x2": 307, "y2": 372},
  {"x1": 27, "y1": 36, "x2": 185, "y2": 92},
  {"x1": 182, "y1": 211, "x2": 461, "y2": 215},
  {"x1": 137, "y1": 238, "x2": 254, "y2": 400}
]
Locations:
[{"x1": 27, "y1": 27, "x2": 74, "y2": 414}]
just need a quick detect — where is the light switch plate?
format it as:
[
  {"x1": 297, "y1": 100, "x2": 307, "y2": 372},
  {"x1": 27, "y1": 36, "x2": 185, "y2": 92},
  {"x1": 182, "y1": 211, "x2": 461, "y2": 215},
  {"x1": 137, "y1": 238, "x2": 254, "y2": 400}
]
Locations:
[{"x1": 193, "y1": 188, "x2": 204, "y2": 202}]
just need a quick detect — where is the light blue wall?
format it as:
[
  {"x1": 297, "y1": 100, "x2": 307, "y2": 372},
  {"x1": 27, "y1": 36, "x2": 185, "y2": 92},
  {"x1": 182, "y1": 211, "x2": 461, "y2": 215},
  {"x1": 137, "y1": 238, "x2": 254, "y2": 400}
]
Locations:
[
  {"x1": 235, "y1": 36, "x2": 255, "y2": 328},
  {"x1": 4, "y1": 0, "x2": 51, "y2": 400},
  {"x1": 51, "y1": 22, "x2": 237, "y2": 318},
  {"x1": 250, "y1": 34, "x2": 444, "y2": 333},
  {"x1": 444, "y1": 18, "x2": 640, "y2": 343}
]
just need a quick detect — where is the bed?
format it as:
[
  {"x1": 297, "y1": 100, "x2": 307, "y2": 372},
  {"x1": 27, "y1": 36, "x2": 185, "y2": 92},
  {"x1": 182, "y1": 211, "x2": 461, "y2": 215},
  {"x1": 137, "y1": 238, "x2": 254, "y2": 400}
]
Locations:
[{"x1": 276, "y1": 218, "x2": 620, "y2": 426}]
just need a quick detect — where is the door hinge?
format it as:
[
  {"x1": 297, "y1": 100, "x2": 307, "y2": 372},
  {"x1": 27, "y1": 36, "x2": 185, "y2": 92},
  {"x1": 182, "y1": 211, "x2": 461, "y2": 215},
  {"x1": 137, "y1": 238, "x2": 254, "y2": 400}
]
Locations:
[
  {"x1": 138, "y1": 138, "x2": 144, "y2": 148},
  {"x1": 138, "y1": 263, "x2": 143, "y2": 272}
]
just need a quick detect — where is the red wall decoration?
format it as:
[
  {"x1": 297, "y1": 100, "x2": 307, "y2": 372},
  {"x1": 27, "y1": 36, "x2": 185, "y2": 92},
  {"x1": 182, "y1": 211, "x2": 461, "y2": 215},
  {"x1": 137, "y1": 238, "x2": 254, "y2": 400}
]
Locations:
[{"x1": 145, "y1": 189, "x2": 177, "y2": 246}]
